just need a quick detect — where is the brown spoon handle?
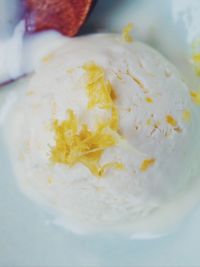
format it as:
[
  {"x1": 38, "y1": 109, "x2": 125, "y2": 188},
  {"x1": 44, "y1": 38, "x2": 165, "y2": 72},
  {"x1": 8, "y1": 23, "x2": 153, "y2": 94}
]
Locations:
[{"x1": 24, "y1": 0, "x2": 97, "y2": 36}]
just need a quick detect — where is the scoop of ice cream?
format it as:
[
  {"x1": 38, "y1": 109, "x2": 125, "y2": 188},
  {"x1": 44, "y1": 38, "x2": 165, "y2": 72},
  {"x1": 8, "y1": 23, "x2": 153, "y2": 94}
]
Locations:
[{"x1": 10, "y1": 33, "x2": 200, "y2": 235}]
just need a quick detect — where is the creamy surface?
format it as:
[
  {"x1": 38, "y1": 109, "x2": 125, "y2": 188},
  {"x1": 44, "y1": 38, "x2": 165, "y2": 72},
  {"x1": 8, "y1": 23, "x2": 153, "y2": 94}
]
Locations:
[{"x1": 4, "y1": 33, "x2": 200, "y2": 237}]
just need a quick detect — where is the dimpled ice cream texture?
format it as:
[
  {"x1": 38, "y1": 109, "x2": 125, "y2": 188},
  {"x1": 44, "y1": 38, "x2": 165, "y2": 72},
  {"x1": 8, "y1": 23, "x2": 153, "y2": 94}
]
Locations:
[{"x1": 11, "y1": 33, "x2": 200, "y2": 233}]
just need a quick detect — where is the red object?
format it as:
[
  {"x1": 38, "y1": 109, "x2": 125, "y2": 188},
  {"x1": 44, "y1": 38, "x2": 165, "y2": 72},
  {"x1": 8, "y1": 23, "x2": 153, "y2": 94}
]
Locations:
[{"x1": 24, "y1": 0, "x2": 96, "y2": 36}]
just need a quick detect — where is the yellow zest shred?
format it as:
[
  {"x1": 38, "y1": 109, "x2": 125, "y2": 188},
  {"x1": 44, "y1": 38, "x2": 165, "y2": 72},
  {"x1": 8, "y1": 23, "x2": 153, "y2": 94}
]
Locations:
[
  {"x1": 51, "y1": 63, "x2": 124, "y2": 177},
  {"x1": 154, "y1": 121, "x2": 160, "y2": 129},
  {"x1": 166, "y1": 115, "x2": 177, "y2": 127},
  {"x1": 83, "y1": 63, "x2": 116, "y2": 110},
  {"x1": 42, "y1": 53, "x2": 54, "y2": 63},
  {"x1": 192, "y1": 54, "x2": 200, "y2": 76},
  {"x1": 48, "y1": 176, "x2": 53, "y2": 185},
  {"x1": 182, "y1": 109, "x2": 191, "y2": 122},
  {"x1": 26, "y1": 91, "x2": 35, "y2": 96},
  {"x1": 192, "y1": 54, "x2": 200, "y2": 62},
  {"x1": 51, "y1": 109, "x2": 122, "y2": 177},
  {"x1": 190, "y1": 90, "x2": 200, "y2": 105},
  {"x1": 192, "y1": 38, "x2": 200, "y2": 75},
  {"x1": 146, "y1": 118, "x2": 152, "y2": 125},
  {"x1": 145, "y1": 97, "x2": 153, "y2": 103},
  {"x1": 83, "y1": 63, "x2": 119, "y2": 130},
  {"x1": 122, "y1": 23, "x2": 134, "y2": 43},
  {"x1": 116, "y1": 71, "x2": 123, "y2": 80},
  {"x1": 126, "y1": 69, "x2": 149, "y2": 93},
  {"x1": 94, "y1": 162, "x2": 124, "y2": 177},
  {"x1": 140, "y1": 158, "x2": 156, "y2": 172}
]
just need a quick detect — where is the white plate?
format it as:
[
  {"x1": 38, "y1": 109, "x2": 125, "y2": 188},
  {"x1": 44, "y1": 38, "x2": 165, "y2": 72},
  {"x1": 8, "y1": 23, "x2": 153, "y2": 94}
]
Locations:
[{"x1": 1, "y1": 0, "x2": 200, "y2": 266}]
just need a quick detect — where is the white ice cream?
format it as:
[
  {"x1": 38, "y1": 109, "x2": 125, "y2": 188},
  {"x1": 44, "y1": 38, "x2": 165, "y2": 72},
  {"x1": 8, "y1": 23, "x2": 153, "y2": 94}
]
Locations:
[{"x1": 7, "y1": 33, "x2": 200, "y2": 236}]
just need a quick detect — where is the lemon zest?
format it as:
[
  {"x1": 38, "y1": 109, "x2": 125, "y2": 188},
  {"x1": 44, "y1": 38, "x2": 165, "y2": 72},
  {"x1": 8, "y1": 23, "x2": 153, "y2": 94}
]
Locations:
[
  {"x1": 190, "y1": 90, "x2": 200, "y2": 105},
  {"x1": 48, "y1": 176, "x2": 53, "y2": 185},
  {"x1": 140, "y1": 158, "x2": 156, "y2": 172},
  {"x1": 126, "y1": 69, "x2": 149, "y2": 93},
  {"x1": 192, "y1": 54, "x2": 200, "y2": 62},
  {"x1": 182, "y1": 109, "x2": 191, "y2": 122},
  {"x1": 26, "y1": 91, "x2": 35, "y2": 96},
  {"x1": 51, "y1": 63, "x2": 124, "y2": 177},
  {"x1": 83, "y1": 63, "x2": 116, "y2": 110},
  {"x1": 191, "y1": 39, "x2": 200, "y2": 76},
  {"x1": 146, "y1": 118, "x2": 152, "y2": 125},
  {"x1": 51, "y1": 109, "x2": 122, "y2": 177},
  {"x1": 122, "y1": 23, "x2": 134, "y2": 43},
  {"x1": 145, "y1": 97, "x2": 153, "y2": 103},
  {"x1": 42, "y1": 53, "x2": 54, "y2": 63},
  {"x1": 166, "y1": 115, "x2": 177, "y2": 127},
  {"x1": 83, "y1": 63, "x2": 119, "y2": 130}
]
